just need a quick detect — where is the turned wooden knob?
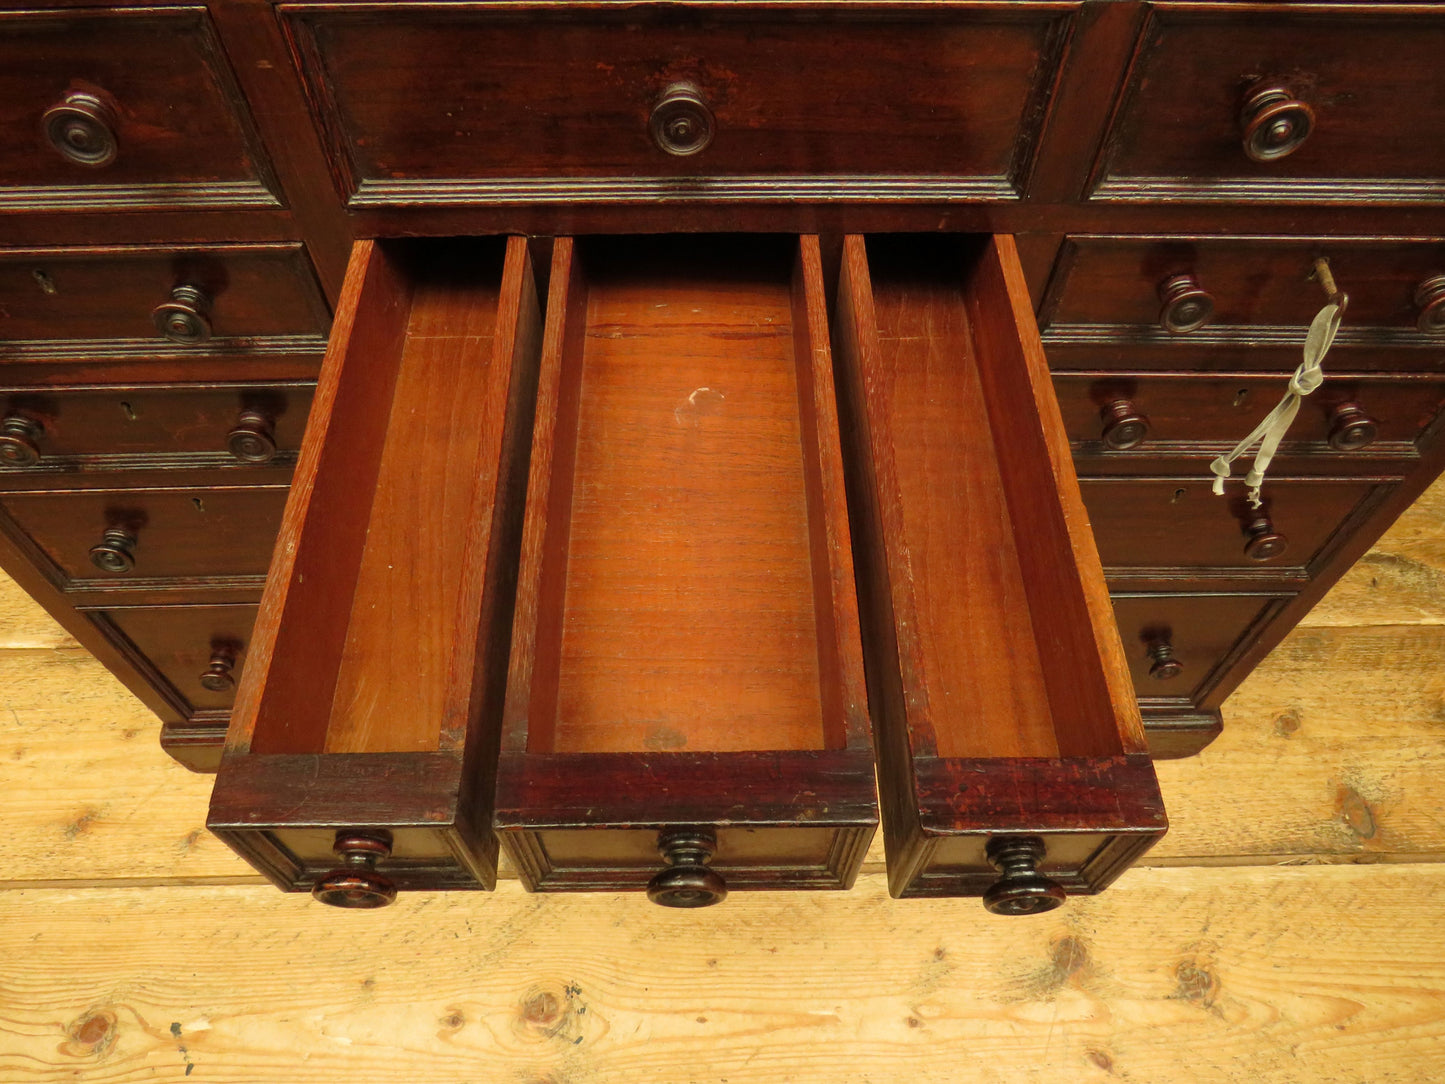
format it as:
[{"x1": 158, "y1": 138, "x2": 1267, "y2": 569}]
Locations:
[
  {"x1": 313, "y1": 830, "x2": 397, "y2": 908},
  {"x1": 0, "y1": 415, "x2": 44, "y2": 467},
  {"x1": 42, "y1": 90, "x2": 119, "y2": 168},
  {"x1": 1327, "y1": 402, "x2": 1379, "y2": 452},
  {"x1": 647, "y1": 829, "x2": 727, "y2": 907},
  {"x1": 1240, "y1": 85, "x2": 1314, "y2": 163},
  {"x1": 1413, "y1": 275, "x2": 1445, "y2": 335},
  {"x1": 1148, "y1": 641, "x2": 1184, "y2": 681},
  {"x1": 1100, "y1": 399, "x2": 1150, "y2": 450},
  {"x1": 1158, "y1": 274, "x2": 1215, "y2": 334},
  {"x1": 649, "y1": 82, "x2": 715, "y2": 157},
  {"x1": 198, "y1": 650, "x2": 236, "y2": 693},
  {"x1": 226, "y1": 410, "x2": 277, "y2": 463},
  {"x1": 983, "y1": 837, "x2": 1065, "y2": 916},
  {"x1": 88, "y1": 527, "x2": 137, "y2": 574},
  {"x1": 1243, "y1": 514, "x2": 1288, "y2": 561},
  {"x1": 152, "y1": 285, "x2": 212, "y2": 345}
]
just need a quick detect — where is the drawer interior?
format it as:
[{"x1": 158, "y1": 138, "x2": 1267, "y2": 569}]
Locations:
[
  {"x1": 515, "y1": 235, "x2": 849, "y2": 758},
  {"x1": 245, "y1": 237, "x2": 533, "y2": 757}
]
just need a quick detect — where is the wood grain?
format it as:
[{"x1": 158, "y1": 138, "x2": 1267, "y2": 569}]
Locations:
[{"x1": 1, "y1": 865, "x2": 1443, "y2": 1082}]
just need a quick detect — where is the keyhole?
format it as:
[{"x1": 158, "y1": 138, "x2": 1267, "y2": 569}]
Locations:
[
  {"x1": 1232, "y1": 388, "x2": 1250, "y2": 409},
  {"x1": 119, "y1": 401, "x2": 136, "y2": 421},
  {"x1": 1171, "y1": 488, "x2": 1187, "y2": 504},
  {"x1": 191, "y1": 497, "x2": 205, "y2": 512},
  {"x1": 32, "y1": 270, "x2": 56, "y2": 295}
]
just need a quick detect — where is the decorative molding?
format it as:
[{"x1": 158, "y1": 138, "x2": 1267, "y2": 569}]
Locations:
[
  {"x1": 1092, "y1": 177, "x2": 1445, "y2": 206},
  {"x1": 0, "y1": 336, "x2": 327, "y2": 364},
  {"x1": 0, "y1": 181, "x2": 282, "y2": 213}
]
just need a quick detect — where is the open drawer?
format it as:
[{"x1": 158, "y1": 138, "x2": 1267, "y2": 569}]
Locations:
[
  {"x1": 832, "y1": 234, "x2": 1167, "y2": 913},
  {"x1": 494, "y1": 235, "x2": 878, "y2": 905},
  {"x1": 207, "y1": 236, "x2": 542, "y2": 906}
]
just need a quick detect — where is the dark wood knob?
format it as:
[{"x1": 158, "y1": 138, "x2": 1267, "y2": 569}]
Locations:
[
  {"x1": 88, "y1": 527, "x2": 137, "y2": 574},
  {"x1": 227, "y1": 410, "x2": 277, "y2": 463},
  {"x1": 647, "y1": 829, "x2": 727, "y2": 907},
  {"x1": 1243, "y1": 514, "x2": 1288, "y2": 561},
  {"x1": 649, "y1": 82, "x2": 715, "y2": 157},
  {"x1": 1100, "y1": 399, "x2": 1150, "y2": 450},
  {"x1": 1240, "y1": 85, "x2": 1315, "y2": 163},
  {"x1": 0, "y1": 415, "x2": 44, "y2": 467},
  {"x1": 1327, "y1": 402, "x2": 1379, "y2": 452},
  {"x1": 983, "y1": 836, "x2": 1066, "y2": 916},
  {"x1": 1158, "y1": 274, "x2": 1215, "y2": 334},
  {"x1": 152, "y1": 285, "x2": 212, "y2": 345},
  {"x1": 42, "y1": 90, "x2": 119, "y2": 168},
  {"x1": 198, "y1": 651, "x2": 236, "y2": 693},
  {"x1": 1148, "y1": 641, "x2": 1184, "y2": 681},
  {"x1": 1413, "y1": 274, "x2": 1445, "y2": 335},
  {"x1": 312, "y1": 830, "x2": 397, "y2": 909}
]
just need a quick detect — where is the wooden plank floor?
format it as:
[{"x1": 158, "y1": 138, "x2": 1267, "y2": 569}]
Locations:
[{"x1": 2, "y1": 480, "x2": 1444, "y2": 1081}]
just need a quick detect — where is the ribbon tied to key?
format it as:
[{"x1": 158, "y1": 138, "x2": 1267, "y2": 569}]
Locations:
[{"x1": 1209, "y1": 258, "x2": 1347, "y2": 509}]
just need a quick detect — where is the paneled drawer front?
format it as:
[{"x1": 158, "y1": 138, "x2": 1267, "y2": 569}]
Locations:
[
  {"x1": 0, "y1": 8, "x2": 280, "y2": 212},
  {"x1": 1093, "y1": 4, "x2": 1445, "y2": 204},
  {"x1": 284, "y1": 3, "x2": 1072, "y2": 205},
  {"x1": 1111, "y1": 592, "x2": 1286, "y2": 703},
  {"x1": 1054, "y1": 373, "x2": 1445, "y2": 471},
  {"x1": 0, "y1": 245, "x2": 330, "y2": 346},
  {"x1": 0, "y1": 485, "x2": 287, "y2": 586},
  {"x1": 1079, "y1": 477, "x2": 1382, "y2": 573},
  {"x1": 99, "y1": 603, "x2": 259, "y2": 715},
  {"x1": 0, "y1": 383, "x2": 313, "y2": 474}
]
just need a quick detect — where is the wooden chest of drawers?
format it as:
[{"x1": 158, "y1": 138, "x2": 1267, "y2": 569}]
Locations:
[{"x1": 4, "y1": 0, "x2": 1444, "y2": 904}]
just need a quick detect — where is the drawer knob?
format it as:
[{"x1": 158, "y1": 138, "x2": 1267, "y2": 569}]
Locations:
[
  {"x1": 1101, "y1": 399, "x2": 1150, "y2": 450},
  {"x1": 1147, "y1": 641, "x2": 1185, "y2": 681},
  {"x1": 313, "y1": 830, "x2": 397, "y2": 909},
  {"x1": 983, "y1": 836, "x2": 1065, "y2": 916},
  {"x1": 227, "y1": 410, "x2": 278, "y2": 463},
  {"x1": 1327, "y1": 402, "x2": 1379, "y2": 452},
  {"x1": 42, "y1": 90, "x2": 119, "y2": 168},
  {"x1": 88, "y1": 527, "x2": 137, "y2": 574},
  {"x1": 649, "y1": 82, "x2": 715, "y2": 157},
  {"x1": 647, "y1": 828, "x2": 727, "y2": 907},
  {"x1": 152, "y1": 285, "x2": 213, "y2": 345},
  {"x1": 1158, "y1": 274, "x2": 1215, "y2": 335},
  {"x1": 1240, "y1": 85, "x2": 1314, "y2": 163},
  {"x1": 1413, "y1": 274, "x2": 1445, "y2": 335},
  {"x1": 198, "y1": 651, "x2": 237, "y2": 693},
  {"x1": 1243, "y1": 514, "x2": 1288, "y2": 561},
  {"x1": 0, "y1": 415, "x2": 44, "y2": 467}
]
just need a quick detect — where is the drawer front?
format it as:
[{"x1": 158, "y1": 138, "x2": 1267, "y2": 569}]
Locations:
[
  {"x1": 100, "y1": 603, "x2": 258, "y2": 714},
  {"x1": 1054, "y1": 373, "x2": 1445, "y2": 470},
  {"x1": 0, "y1": 245, "x2": 330, "y2": 346},
  {"x1": 1093, "y1": 4, "x2": 1445, "y2": 204},
  {"x1": 0, "y1": 383, "x2": 313, "y2": 473},
  {"x1": 285, "y1": 4, "x2": 1072, "y2": 205},
  {"x1": 1111, "y1": 593, "x2": 1285, "y2": 703},
  {"x1": 1, "y1": 486, "x2": 287, "y2": 585},
  {"x1": 0, "y1": 8, "x2": 279, "y2": 211},
  {"x1": 1042, "y1": 237, "x2": 1445, "y2": 334},
  {"x1": 1079, "y1": 477, "x2": 1381, "y2": 573}
]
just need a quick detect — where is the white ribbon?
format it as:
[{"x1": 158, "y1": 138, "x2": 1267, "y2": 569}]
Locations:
[{"x1": 1210, "y1": 299, "x2": 1345, "y2": 509}]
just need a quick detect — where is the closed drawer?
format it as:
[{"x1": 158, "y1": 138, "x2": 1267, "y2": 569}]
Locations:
[
  {"x1": 0, "y1": 245, "x2": 330, "y2": 347},
  {"x1": 1093, "y1": 4, "x2": 1445, "y2": 204},
  {"x1": 0, "y1": 8, "x2": 279, "y2": 212},
  {"x1": 1111, "y1": 592, "x2": 1287, "y2": 704},
  {"x1": 0, "y1": 485, "x2": 286, "y2": 587},
  {"x1": 284, "y1": 3, "x2": 1072, "y2": 207},
  {"x1": 1079, "y1": 477, "x2": 1383, "y2": 574},
  {"x1": 97, "y1": 603, "x2": 258, "y2": 715},
  {"x1": 1054, "y1": 372, "x2": 1445, "y2": 472},
  {"x1": 0, "y1": 383, "x2": 313, "y2": 476}
]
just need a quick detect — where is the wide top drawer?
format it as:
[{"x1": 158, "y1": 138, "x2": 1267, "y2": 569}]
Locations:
[
  {"x1": 1093, "y1": 3, "x2": 1445, "y2": 204},
  {"x1": 0, "y1": 8, "x2": 281, "y2": 212},
  {"x1": 282, "y1": 2, "x2": 1074, "y2": 208}
]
